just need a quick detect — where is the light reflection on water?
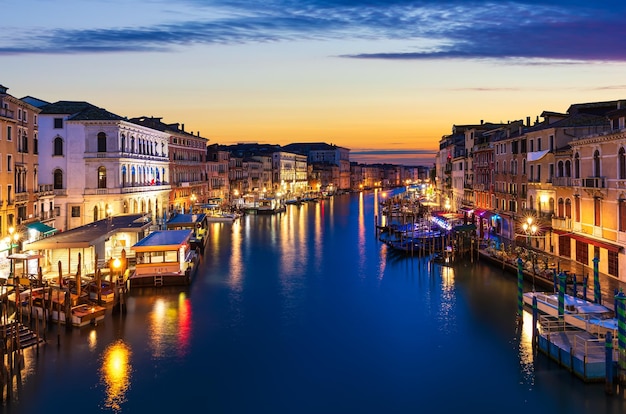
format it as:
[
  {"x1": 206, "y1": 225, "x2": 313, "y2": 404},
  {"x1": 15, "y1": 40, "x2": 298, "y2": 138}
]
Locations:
[
  {"x1": 100, "y1": 340, "x2": 131, "y2": 413},
  {"x1": 148, "y1": 292, "x2": 192, "y2": 358}
]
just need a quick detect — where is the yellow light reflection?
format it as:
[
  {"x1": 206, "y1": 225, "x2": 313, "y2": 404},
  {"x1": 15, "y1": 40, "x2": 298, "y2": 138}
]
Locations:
[
  {"x1": 229, "y1": 218, "x2": 243, "y2": 289},
  {"x1": 519, "y1": 309, "x2": 536, "y2": 382},
  {"x1": 101, "y1": 340, "x2": 132, "y2": 412},
  {"x1": 89, "y1": 329, "x2": 98, "y2": 351}
]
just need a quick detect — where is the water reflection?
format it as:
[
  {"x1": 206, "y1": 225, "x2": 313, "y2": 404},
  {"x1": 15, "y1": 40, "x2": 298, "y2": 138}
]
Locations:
[
  {"x1": 519, "y1": 310, "x2": 536, "y2": 385},
  {"x1": 357, "y1": 192, "x2": 366, "y2": 274},
  {"x1": 148, "y1": 292, "x2": 191, "y2": 358},
  {"x1": 100, "y1": 340, "x2": 131, "y2": 412}
]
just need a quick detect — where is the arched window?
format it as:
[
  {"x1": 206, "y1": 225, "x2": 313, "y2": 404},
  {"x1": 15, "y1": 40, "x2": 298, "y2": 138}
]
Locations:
[
  {"x1": 131, "y1": 137, "x2": 135, "y2": 153},
  {"x1": 557, "y1": 161, "x2": 564, "y2": 177},
  {"x1": 558, "y1": 198, "x2": 564, "y2": 217},
  {"x1": 97, "y1": 132, "x2": 107, "y2": 152},
  {"x1": 93, "y1": 206, "x2": 99, "y2": 222},
  {"x1": 619, "y1": 147, "x2": 626, "y2": 180},
  {"x1": 565, "y1": 160, "x2": 571, "y2": 177},
  {"x1": 121, "y1": 134, "x2": 126, "y2": 153},
  {"x1": 122, "y1": 165, "x2": 127, "y2": 187},
  {"x1": 131, "y1": 166, "x2": 136, "y2": 185},
  {"x1": 565, "y1": 198, "x2": 572, "y2": 219},
  {"x1": 54, "y1": 137, "x2": 63, "y2": 156},
  {"x1": 98, "y1": 166, "x2": 107, "y2": 188},
  {"x1": 53, "y1": 169, "x2": 63, "y2": 189},
  {"x1": 574, "y1": 153, "x2": 580, "y2": 179},
  {"x1": 593, "y1": 150, "x2": 601, "y2": 177}
]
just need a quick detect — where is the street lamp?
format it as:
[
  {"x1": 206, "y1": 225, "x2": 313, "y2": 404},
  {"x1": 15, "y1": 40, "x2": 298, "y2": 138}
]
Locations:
[
  {"x1": 521, "y1": 217, "x2": 538, "y2": 247},
  {"x1": 7, "y1": 227, "x2": 19, "y2": 278}
]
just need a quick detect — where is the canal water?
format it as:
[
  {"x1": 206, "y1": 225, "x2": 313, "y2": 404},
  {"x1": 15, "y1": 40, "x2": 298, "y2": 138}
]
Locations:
[{"x1": 4, "y1": 190, "x2": 626, "y2": 413}]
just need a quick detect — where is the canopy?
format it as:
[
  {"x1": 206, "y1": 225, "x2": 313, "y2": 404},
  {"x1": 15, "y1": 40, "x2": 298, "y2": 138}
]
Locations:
[{"x1": 25, "y1": 221, "x2": 58, "y2": 235}]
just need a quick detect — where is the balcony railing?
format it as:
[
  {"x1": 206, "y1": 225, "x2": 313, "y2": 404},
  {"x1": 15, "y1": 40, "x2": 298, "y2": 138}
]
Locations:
[
  {"x1": 0, "y1": 107, "x2": 14, "y2": 119},
  {"x1": 552, "y1": 177, "x2": 572, "y2": 187},
  {"x1": 577, "y1": 177, "x2": 605, "y2": 188}
]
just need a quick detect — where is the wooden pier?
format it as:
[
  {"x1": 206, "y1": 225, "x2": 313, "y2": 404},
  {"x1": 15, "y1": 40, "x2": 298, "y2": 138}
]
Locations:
[{"x1": 535, "y1": 315, "x2": 615, "y2": 382}]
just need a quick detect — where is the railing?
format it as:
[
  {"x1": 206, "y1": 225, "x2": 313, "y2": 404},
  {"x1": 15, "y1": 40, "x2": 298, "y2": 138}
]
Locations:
[
  {"x1": 15, "y1": 193, "x2": 29, "y2": 203},
  {"x1": 0, "y1": 107, "x2": 14, "y2": 119},
  {"x1": 577, "y1": 177, "x2": 605, "y2": 188},
  {"x1": 552, "y1": 177, "x2": 572, "y2": 187}
]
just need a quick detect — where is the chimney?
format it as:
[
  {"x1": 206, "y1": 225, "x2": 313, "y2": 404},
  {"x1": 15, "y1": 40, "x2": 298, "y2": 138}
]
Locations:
[
  {"x1": 181, "y1": 123, "x2": 185, "y2": 131},
  {"x1": 526, "y1": 116, "x2": 530, "y2": 127}
]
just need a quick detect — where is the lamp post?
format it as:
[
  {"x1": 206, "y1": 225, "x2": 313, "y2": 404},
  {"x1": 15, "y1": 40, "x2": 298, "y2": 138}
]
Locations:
[
  {"x1": 521, "y1": 217, "x2": 539, "y2": 290},
  {"x1": 521, "y1": 217, "x2": 538, "y2": 248},
  {"x1": 7, "y1": 227, "x2": 19, "y2": 278}
]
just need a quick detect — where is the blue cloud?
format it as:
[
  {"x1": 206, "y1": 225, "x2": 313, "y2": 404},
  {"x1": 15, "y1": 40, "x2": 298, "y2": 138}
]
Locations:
[{"x1": 3, "y1": 0, "x2": 626, "y2": 62}]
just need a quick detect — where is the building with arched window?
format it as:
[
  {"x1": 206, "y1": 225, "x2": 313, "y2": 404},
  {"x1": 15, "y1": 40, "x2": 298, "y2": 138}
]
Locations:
[{"x1": 34, "y1": 100, "x2": 171, "y2": 233}]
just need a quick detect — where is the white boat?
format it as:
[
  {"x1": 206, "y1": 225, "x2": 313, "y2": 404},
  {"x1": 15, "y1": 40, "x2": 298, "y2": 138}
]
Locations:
[
  {"x1": 523, "y1": 291, "x2": 616, "y2": 337},
  {"x1": 206, "y1": 212, "x2": 240, "y2": 222}
]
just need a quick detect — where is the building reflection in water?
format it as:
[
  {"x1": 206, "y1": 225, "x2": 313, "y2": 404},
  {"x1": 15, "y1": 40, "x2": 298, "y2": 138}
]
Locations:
[{"x1": 100, "y1": 340, "x2": 132, "y2": 412}]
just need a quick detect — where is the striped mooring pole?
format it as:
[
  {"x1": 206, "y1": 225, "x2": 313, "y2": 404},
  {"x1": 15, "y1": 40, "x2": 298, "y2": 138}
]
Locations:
[
  {"x1": 558, "y1": 272, "x2": 567, "y2": 318},
  {"x1": 517, "y1": 258, "x2": 524, "y2": 322},
  {"x1": 593, "y1": 256, "x2": 601, "y2": 304},
  {"x1": 616, "y1": 289, "x2": 626, "y2": 384}
]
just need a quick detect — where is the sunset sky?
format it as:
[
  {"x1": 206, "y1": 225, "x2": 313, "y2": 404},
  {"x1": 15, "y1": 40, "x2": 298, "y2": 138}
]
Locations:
[{"x1": 3, "y1": 0, "x2": 626, "y2": 166}]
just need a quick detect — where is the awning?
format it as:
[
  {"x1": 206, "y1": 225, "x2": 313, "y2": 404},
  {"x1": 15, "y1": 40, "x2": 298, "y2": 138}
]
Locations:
[
  {"x1": 475, "y1": 209, "x2": 499, "y2": 221},
  {"x1": 25, "y1": 221, "x2": 58, "y2": 235},
  {"x1": 554, "y1": 229, "x2": 623, "y2": 253},
  {"x1": 527, "y1": 149, "x2": 550, "y2": 162}
]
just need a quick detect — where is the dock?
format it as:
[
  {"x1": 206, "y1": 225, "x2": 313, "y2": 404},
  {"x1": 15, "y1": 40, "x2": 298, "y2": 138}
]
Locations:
[{"x1": 534, "y1": 315, "x2": 616, "y2": 382}]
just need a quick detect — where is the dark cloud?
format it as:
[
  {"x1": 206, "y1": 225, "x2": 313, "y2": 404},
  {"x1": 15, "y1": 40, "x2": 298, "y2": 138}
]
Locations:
[{"x1": 4, "y1": 0, "x2": 626, "y2": 62}]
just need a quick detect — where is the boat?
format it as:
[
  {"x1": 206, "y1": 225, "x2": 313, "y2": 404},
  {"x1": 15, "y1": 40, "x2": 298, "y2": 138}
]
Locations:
[
  {"x1": 523, "y1": 291, "x2": 616, "y2": 337},
  {"x1": 86, "y1": 280, "x2": 116, "y2": 303},
  {"x1": 129, "y1": 229, "x2": 200, "y2": 288},
  {"x1": 15, "y1": 287, "x2": 106, "y2": 327},
  {"x1": 205, "y1": 211, "x2": 240, "y2": 222}
]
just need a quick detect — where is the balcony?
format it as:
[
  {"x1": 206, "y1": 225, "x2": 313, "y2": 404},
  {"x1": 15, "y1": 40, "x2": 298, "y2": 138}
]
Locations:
[
  {"x1": 0, "y1": 107, "x2": 14, "y2": 119},
  {"x1": 577, "y1": 177, "x2": 605, "y2": 189},
  {"x1": 552, "y1": 177, "x2": 572, "y2": 187}
]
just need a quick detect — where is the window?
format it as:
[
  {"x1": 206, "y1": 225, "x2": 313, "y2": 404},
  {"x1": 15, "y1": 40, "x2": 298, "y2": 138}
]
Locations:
[
  {"x1": 608, "y1": 251, "x2": 619, "y2": 277},
  {"x1": 594, "y1": 197, "x2": 601, "y2": 226},
  {"x1": 575, "y1": 196, "x2": 580, "y2": 222},
  {"x1": 565, "y1": 160, "x2": 571, "y2": 177},
  {"x1": 620, "y1": 148, "x2": 626, "y2": 180},
  {"x1": 537, "y1": 165, "x2": 541, "y2": 181},
  {"x1": 557, "y1": 161, "x2": 564, "y2": 177},
  {"x1": 537, "y1": 138, "x2": 542, "y2": 151},
  {"x1": 530, "y1": 165, "x2": 534, "y2": 181},
  {"x1": 558, "y1": 198, "x2": 564, "y2": 218},
  {"x1": 620, "y1": 199, "x2": 626, "y2": 232},
  {"x1": 594, "y1": 150, "x2": 601, "y2": 177},
  {"x1": 98, "y1": 166, "x2": 107, "y2": 188},
  {"x1": 71, "y1": 206, "x2": 81, "y2": 218},
  {"x1": 6, "y1": 125, "x2": 11, "y2": 141},
  {"x1": 7, "y1": 155, "x2": 11, "y2": 171},
  {"x1": 522, "y1": 159, "x2": 526, "y2": 175},
  {"x1": 53, "y1": 169, "x2": 63, "y2": 189},
  {"x1": 559, "y1": 236, "x2": 571, "y2": 258},
  {"x1": 97, "y1": 132, "x2": 107, "y2": 152},
  {"x1": 549, "y1": 135, "x2": 554, "y2": 151},
  {"x1": 574, "y1": 153, "x2": 580, "y2": 179},
  {"x1": 54, "y1": 118, "x2": 63, "y2": 129},
  {"x1": 33, "y1": 133, "x2": 38, "y2": 154},
  {"x1": 575, "y1": 240, "x2": 588, "y2": 266},
  {"x1": 530, "y1": 139, "x2": 534, "y2": 152},
  {"x1": 54, "y1": 137, "x2": 63, "y2": 155},
  {"x1": 565, "y1": 198, "x2": 572, "y2": 219}
]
